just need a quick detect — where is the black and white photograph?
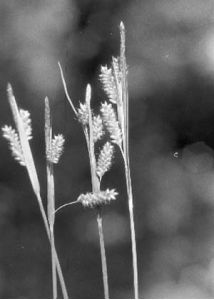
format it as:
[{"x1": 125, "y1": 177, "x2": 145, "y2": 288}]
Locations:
[{"x1": 1, "y1": 0, "x2": 214, "y2": 298}]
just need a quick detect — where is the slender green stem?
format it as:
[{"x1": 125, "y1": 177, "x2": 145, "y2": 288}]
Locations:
[
  {"x1": 36, "y1": 193, "x2": 69, "y2": 299},
  {"x1": 97, "y1": 211, "x2": 109, "y2": 299}
]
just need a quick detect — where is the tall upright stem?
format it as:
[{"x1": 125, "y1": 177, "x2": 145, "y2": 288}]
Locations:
[
  {"x1": 45, "y1": 98, "x2": 57, "y2": 299},
  {"x1": 120, "y1": 22, "x2": 139, "y2": 299},
  {"x1": 86, "y1": 86, "x2": 109, "y2": 298},
  {"x1": 59, "y1": 64, "x2": 110, "y2": 298},
  {"x1": 6, "y1": 84, "x2": 68, "y2": 298},
  {"x1": 50, "y1": 229, "x2": 57, "y2": 299},
  {"x1": 37, "y1": 194, "x2": 69, "y2": 299},
  {"x1": 123, "y1": 155, "x2": 138, "y2": 299},
  {"x1": 97, "y1": 211, "x2": 109, "y2": 299}
]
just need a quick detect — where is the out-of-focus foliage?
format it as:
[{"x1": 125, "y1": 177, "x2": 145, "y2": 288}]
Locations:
[{"x1": 2, "y1": 0, "x2": 214, "y2": 298}]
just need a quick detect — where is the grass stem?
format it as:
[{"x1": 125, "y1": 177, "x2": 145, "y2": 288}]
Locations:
[
  {"x1": 6, "y1": 85, "x2": 68, "y2": 299},
  {"x1": 86, "y1": 85, "x2": 109, "y2": 299},
  {"x1": 51, "y1": 229, "x2": 57, "y2": 299},
  {"x1": 59, "y1": 63, "x2": 110, "y2": 299},
  {"x1": 119, "y1": 22, "x2": 139, "y2": 298},
  {"x1": 45, "y1": 97, "x2": 57, "y2": 299},
  {"x1": 36, "y1": 193, "x2": 69, "y2": 299},
  {"x1": 97, "y1": 211, "x2": 109, "y2": 299}
]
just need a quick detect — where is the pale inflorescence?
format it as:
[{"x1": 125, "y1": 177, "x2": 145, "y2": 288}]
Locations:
[
  {"x1": 100, "y1": 65, "x2": 118, "y2": 104},
  {"x1": 100, "y1": 58, "x2": 122, "y2": 104},
  {"x1": 46, "y1": 134, "x2": 65, "y2": 164},
  {"x1": 19, "y1": 109, "x2": 32, "y2": 140},
  {"x1": 92, "y1": 114, "x2": 104, "y2": 142},
  {"x1": 77, "y1": 103, "x2": 104, "y2": 143},
  {"x1": 100, "y1": 102, "x2": 122, "y2": 145},
  {"x1": 2, "y1": 125, "x2": 25, "y2": 166},
  {"x1": 2, "y1": 108, "x2": 33, "y2": 166},
  {"x1": 96, "y1": 141, "x2": 114, "y2": 180},
  {"x1": 77, "y1": 102, "x2": 88, "y2": 125},
  {"x1": 77, "y1": 188, "x2": 118, "y2": 208}
]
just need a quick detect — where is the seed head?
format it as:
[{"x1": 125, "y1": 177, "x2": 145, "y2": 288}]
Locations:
[
  {"x1": 2, "y1": 125, "x2": 25, "y2": 166},
  {"x1": 77, "y1": 188, "x2": 118, "y2": 208},
  {"x1": 100, "y1": 65, "x2": 118, "y2": 104},
  {"x1": 47, "y1": 134, "x2": 65, "y2": 164},
  {"x1": 93, "y1": 114, "x2": 104, "y2": 142},
  {"x1": 77, "y1": 102, "x2": 89, "y2": 125},
  {"x1": 96, "y1": 142, "x2": 114, "y2": 179},
  {"x1": 100, "y1": 102, "x2": 122, "y2": 145},
  {"x1": 19, "y1": 109, "x2": 32, "y2": 140}
]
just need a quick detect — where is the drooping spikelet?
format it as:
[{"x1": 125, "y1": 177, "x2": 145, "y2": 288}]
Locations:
[
  {"x1": 100, "y1": 65, "x2": 118, "y2": 104},
  {"x1": 96, "y1": 142, "x2": 114, "y2": 179},
  {"x1": 93, "y1": 114, "x2": 104, "y2": 142},
  {"x1": 77, "y1": 102, "x2": 88, "y2": 125},
  {"x1": 47, "y1": 134, "x2": 65, "y2": 164},
  {"x1": 77, "y1": 188, "x2": 118, "y2": 208},
  {"x1": 2, "y1": 125, "x2": 25, "y2": 166},
  {"x1": 19, "y1": 109, "x2": 32, "y2": 140},
  {"x1": 100, "y1": 102, "x2": 122, "y2": 145}
]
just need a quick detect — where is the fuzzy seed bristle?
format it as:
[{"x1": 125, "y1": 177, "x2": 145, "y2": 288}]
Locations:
[
  {"x1": 96, "y1": 142, "x2": 114, "y2": 179},
  {"x1": 19, "y1": 109, "x2": 32, "y2": 140},
  {"x1": 47, "y1": 134, "x2": 65, "y2": 164},
  {"x1": 100, "y1": 65, "x2": 118, "y2": 104},
  {"x1": 93, "y1": 114, "x2": 104, "y2": 142},
  {"x1": 100, "y1": 102, "x2": 122, "y2": 145},
  {"x1": 77, "y1": 189, "x2": 118, "y2": 208},
  {"x1": 77, "y1": 102, "x2": 89, "y2": 125},
  {"x1": 2, "y1": 125, "x2": 25, "y2": 166}
]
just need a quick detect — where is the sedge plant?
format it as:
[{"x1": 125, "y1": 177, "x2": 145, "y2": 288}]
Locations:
[
  {"x1": 99, "y1": 22, "x2": 139, "y2": 298},
  {"x1": 58, "y1": 21, "x2": 139, "y2": 298},
  {"x1": 2, "y1": 84, "x2": 68, "y2": 299},
  {"x1": 45, "y1": 97, "x2": 65, "y2": 298},
  {"x1": 58, "y1": 67, "x2": 118, "y2": 298}
]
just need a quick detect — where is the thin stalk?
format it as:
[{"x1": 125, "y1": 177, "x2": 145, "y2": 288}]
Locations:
[
  {"x1": 47, "y1": 162, "x2": 57, "y2": 299},
  {"x1": 120, "y1": 22, "x2": 139, "y2": 299},
  {"x1": 59, "y1": 64, "x2": 110, "y2": 299},
  {"x1": 50, "y1": 228, "x2": 57, "y2": 299},
  {"x1": 55, "y1": 200, "x2": 80, "y2": 213},
  {"x1": 45, "y1": 98, "x2": 57, "y2": 299},
  {"x1": 58, "y1": 62, "x2": 77, "y2": 116},
  {"x1": 36, "y1": 193, "x2": 69, "y2": 299},
  {"x1": 122, "y1": 152, "x2": 138, "y2": 299},
  {"x1": 97, "y1": 211, "x2": 109, "y2": 299},
  {"x1": 86, "y1": 85, "x2": 109, "y2": 299},
  {"x1": 7, "y1": 85, "x2": 68, "y2": 299}
]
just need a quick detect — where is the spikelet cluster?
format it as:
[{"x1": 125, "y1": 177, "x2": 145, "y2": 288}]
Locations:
[
  {"x1": 77, "y1": 103, "x2": 88, "y2": 125},
  {"x1": 2, "y1": 109, "x2": 33, "y2": 166},
  {"x1": 19, "y1": 109, "x2": 32, "y2": 140},
  {"x1": 77, "y1": 188, "x2": 118, "y2": 208},
  {"x1": 100, "y1": 102, "x2": 122, "y2": 145},
  {"x1": 112, "y1": 57, "x2": 121, "y2": 81},
  {"x1": 100, "y1": 65, "x2": 118, "y2": 104},
  {"x1": 2, "y1": 125, "x2": 25, "y2": 166},
  {"x1": 93, "y1": 115, "x2": 104, "y2": 142},
  {"x1": 47, "y1": 134, "x2": 65, "y2": 164},
  {"x1": 96, "y1": 142, "x2": 114, "y2": 179}
]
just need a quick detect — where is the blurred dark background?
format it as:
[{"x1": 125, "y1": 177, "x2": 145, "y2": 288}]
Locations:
[{"x1": 1, "y1": 0, "x2": 214, "y2": 298}]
